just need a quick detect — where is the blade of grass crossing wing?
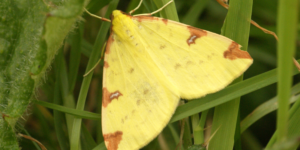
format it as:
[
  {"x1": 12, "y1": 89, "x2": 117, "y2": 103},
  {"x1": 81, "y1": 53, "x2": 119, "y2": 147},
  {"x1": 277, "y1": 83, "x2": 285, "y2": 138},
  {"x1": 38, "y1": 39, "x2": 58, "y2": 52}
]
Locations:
[{"x1": 207, "y1": 0, "x2": 253, "y2": 149}]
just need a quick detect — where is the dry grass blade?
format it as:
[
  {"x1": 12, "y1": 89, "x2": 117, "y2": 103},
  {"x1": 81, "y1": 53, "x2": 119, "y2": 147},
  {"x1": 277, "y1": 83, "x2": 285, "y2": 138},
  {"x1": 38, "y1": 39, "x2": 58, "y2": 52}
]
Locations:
[{"x1": 18, "y1": 133, "x2": 47, "y2": 150}]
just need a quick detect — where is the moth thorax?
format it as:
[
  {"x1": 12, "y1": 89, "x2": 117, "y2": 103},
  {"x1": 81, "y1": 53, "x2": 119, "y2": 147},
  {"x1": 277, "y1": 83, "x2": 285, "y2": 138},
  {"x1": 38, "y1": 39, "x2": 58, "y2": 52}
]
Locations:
[{"x1": 112, "y1": 20, "x2": 136, "y2": 42}]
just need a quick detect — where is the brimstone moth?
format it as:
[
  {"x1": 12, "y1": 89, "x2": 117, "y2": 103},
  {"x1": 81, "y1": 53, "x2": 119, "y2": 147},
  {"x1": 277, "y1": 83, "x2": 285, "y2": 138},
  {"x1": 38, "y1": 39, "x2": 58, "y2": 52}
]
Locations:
[{"x1": 92, "y1": 1, "x2": 253, "y2": 150}]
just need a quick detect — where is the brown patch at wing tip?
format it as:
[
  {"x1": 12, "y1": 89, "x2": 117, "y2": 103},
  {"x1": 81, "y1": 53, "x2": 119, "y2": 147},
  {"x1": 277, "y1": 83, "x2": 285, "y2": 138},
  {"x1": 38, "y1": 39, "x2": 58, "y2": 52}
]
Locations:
[
  {"x1": 104, "y1": 131, "x2": 123, "y2": 150},
  {"x1": 186, "y1": 26, "x2": 207, "y2": 46},
  {"x1": 102, "y1": 88, "x2": 123, "y2": 108},
  {"x1": 223, "y1": 42, "x2": 252, "y2": 60},
  {"x1": 104, "y1": 61, "x2": 109, "y2": 68}
]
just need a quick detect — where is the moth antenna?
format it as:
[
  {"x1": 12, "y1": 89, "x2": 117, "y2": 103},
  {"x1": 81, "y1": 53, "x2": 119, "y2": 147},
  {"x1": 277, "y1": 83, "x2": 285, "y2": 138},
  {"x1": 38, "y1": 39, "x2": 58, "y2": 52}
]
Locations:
[
  {"x1": 129, "y1": 0, "x2": 143, "y2": 15},
  {"x1": 83, "y1": 43, "x2": 106, "y2": 77},
  {"x1": 150, "y1": 0, "x2": 174, "y2": 15},
  {"x1": 84, "y1": 8, "x2": 111, "y2": 22},
  {"x1": 134, "y1": 0, "x2": 174, "y2": 16}
]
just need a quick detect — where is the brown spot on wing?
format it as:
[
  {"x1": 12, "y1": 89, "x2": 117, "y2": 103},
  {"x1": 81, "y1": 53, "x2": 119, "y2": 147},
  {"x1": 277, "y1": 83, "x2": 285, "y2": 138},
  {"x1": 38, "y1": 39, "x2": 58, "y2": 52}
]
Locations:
[
  {"x1": 132, "y1": 110, "x2": 136, "y2": 114},
  {"x1": 187, "y1": 26, "x2": 207, "y2": 46},
  {"x1": 175, "y1": 63, "x2": 181, "y2": 69},
  {"x1": 223, "y1": 42, "x2": 252, "y2": 60},
  {"x1": 102, "y1": 88, "x2": 123, "y2": 108},
  {"x1": 161, "y1": 18, "x2": 168, "y2": 25},
  {"x1": 160, "y1": 45, "x2": 166, "y2": 49},
  {"x1": 104, "y1": 61, "x2": 109, "y2": 68},
  {"x1": 136, "y1": 100, "x2": 141, "y2": 106},
  {"x1": 103, "y1": 131, "x2": 123, "y2": 150},
  {"x1": 144, "y1": 89, "x2": 149, "y2": 94},
  {"x1": 186, "y1": 61, "x2": 194, "y2": 66},
  {"x1": 128, "y1": 68, "x2": 134, "y2": 73}
]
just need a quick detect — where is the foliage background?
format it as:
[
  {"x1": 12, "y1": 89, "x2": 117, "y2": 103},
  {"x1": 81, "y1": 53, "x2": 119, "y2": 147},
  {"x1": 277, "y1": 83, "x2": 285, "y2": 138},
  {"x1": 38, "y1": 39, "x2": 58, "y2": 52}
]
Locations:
[{"x1": 2, "y1": 0, "x2": 299, "y2": 149}]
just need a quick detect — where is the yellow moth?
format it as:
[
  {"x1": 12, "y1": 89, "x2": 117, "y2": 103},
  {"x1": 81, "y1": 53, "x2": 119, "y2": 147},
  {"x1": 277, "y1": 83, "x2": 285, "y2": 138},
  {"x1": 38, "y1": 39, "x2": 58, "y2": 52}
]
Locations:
[{"x1": 94, "y1": 1, "x2": 253, "y2": 150}]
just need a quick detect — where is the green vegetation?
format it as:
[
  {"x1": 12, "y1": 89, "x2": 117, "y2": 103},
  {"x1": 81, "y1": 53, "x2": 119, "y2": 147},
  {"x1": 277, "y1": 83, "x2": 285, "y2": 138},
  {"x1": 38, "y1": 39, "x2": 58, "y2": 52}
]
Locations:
[{"x1": 0, "y1": 0, "x2": 299, "y2": 149}]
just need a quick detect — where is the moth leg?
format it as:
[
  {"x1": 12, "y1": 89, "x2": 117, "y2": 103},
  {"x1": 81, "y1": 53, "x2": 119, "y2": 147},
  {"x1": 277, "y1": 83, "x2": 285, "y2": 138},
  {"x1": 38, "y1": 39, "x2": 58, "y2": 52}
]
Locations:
[
  {"x1": 150, "y1": 0, "x2": 174, "y2": 15},
  {"x1": 83, "y1": 43, "x2": 106, "y2": 77}
]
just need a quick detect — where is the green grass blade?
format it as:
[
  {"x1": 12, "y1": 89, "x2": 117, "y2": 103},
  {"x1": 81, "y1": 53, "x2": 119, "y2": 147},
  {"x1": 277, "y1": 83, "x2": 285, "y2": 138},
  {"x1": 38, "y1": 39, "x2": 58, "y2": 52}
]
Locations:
[
  {"x1": 68, "y1": 22, "x2": 83, "y2": 93},
  {"x1": 53, "y1": 50, "x2": 69, "y2": 150},
  {"x1": 181, "y1": 0, "x2": 209, "y2": 26},
  {"x1": 266, "y1": 88, "x2": 300, "y2": 149},
  {"x1": 193, "y1": 110, "x2": 208, "y2": 145},
  {"x1": 276, "y1": 0, "x2": 298, "y2": 143},
  {"x1": 265, "y1": 136, "x2": 300, "y2": 150},
  {"x1": 56, "y1": 46, "x2": 78, "y2": 143},
  {"x1": 86, "y1": 0, "x2": 112, "y2": 14},
  {"x1": 80, "y1": 124, "x2": 97, "y2": 150},
  {"x1": 209, "y1": 0, "x2": 253, "y2": 148},
  {"x1": 69, "y1": 1, "x2": 119, "y2": 149},
  {"x1": 81, "y1": 40, "x2": 93, "y2": 57},
  {"x1": 182, "y1": 119, "x2": 192, "y2": 149},
  {"x1": 153, "y1": 0, "x2": 179, "y2": 21},
  {"x1": 285, "y1": 98, "x2": 300, "y2": 149},
  {"x1": 92, "y1": 142, "x2": 107, "y2": 150},
  {"x1": 34, "y1": 100, "x2": 101, "y2": 120},
  {"x1": 240, "y1": 83, "x2": 300, "y2": 133}
]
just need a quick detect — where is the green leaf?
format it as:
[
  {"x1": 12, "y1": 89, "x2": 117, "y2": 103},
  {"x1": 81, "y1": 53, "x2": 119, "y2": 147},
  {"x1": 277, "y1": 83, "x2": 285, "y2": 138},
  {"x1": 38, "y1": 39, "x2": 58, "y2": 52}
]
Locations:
[
  {"x1": 0, "y1": 0, "x2": 86, "y2": 148},
  {"x1": 0, "y1": 118, "x2": 19, "y2": 150}
]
